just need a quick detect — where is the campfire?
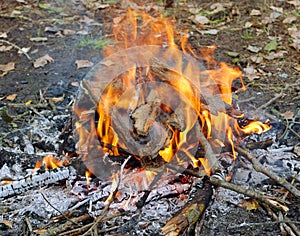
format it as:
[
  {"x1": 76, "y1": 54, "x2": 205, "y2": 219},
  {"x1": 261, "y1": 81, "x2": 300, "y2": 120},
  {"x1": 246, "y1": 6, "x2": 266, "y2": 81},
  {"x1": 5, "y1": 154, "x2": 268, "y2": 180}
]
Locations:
[
  {"x1": 74, "y1": 8, "x2": 270, "y2": 178},
  {"x1": 2, "y1": 4, "x2": 299, "y2": 236}
]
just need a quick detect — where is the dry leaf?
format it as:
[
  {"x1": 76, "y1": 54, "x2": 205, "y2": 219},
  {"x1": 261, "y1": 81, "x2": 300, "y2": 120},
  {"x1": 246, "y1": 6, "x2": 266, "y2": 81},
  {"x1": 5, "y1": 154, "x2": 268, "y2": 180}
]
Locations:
[
  {"x1": 294, "y1": 64, "x2": 300, "y2": 71},
  {"x1": 283, "y1": 15, "x2": 297, "y2": 24},
  {"x1": 75, "y1": 60, "x2": 94, "y2": 69},
  {"x1": 243, "y1": 66, "x2": 259, "y2": 81},
  {"x1": 247, "y1": 45, "x2": 261, "y2": 53},
  {"x1": 281, "y1": 111, "x2": 294, "y2": 120},
  {"x1": 241, "y1": 199, "x2": 259, "y2": 211},
  {"x1": 200, "y1": 29, "x2": 219, "y2": 35},
  {"x1": 6, "y1": 93, "x2": 17, "y2": 101},
  {"x1": 76, "y1": 30, "x2": 89, "y2": 35},
  {"x1": 18, "y1": 47, "x2": 30, "y2": 54},
  {"x1": 0, "y1": 32, "x2": 8, "y2": 38},
  {"x1": 52, "y1": 96, "x2": 64, "y2": 103},
  {"x1": 0, "y1": 45, "x2": 13, "y2": 52},
  {"x1": 33, "y1": 54, "x2": 54, "y2": 68},
  {"x1": 80, "y1": 15, "x2": 101, "y2": 26},
  {"x1": 250, "y1": 9, "x2": 261, "y2": 16},
  {"x1": 193, "y1": 15, "x2": 210, "y2": 25},
  {"x1": 270, "y1": 6, "x2": 283, "y2": 13},
  {"x1": 0, "y1": 62, "x2": 15, "y2": 72},
  {"x1": 63, "y1": 29, "x2": 76, "y2": 35},
  {"x1": 71, "y1": 81, "x2": 79, "y2": 87}
]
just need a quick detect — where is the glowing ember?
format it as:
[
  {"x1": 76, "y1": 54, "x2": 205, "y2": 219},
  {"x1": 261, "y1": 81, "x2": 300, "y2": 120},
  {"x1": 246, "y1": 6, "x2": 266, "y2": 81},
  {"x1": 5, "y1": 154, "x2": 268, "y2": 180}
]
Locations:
[{"x1": 74, "y1": 8, "x2": 271, "y2": 177}]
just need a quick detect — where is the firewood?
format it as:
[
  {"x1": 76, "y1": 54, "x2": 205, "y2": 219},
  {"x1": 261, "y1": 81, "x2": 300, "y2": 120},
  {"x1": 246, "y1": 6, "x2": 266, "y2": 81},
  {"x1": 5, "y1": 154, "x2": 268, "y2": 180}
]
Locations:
[
  {"x1": 0, "y1": 166, "x2": 76, "y2": 199},
  {"x1": 162, "y1": 178, "x2": 213, "y2": 236}
]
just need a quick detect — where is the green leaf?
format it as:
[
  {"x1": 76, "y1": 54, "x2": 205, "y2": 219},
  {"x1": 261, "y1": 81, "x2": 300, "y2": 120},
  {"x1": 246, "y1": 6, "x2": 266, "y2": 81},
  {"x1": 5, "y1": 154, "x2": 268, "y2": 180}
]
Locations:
[{"x1": 264, "y1": 40, "x2": 277, "y2": 52}]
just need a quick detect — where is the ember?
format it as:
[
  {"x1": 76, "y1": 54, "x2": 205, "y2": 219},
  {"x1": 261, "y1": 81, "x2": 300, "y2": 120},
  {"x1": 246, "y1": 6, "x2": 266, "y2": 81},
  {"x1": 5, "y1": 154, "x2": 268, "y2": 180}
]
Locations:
[{"x1": 74, "y1": 8, "x2": 271, "y2": 177}]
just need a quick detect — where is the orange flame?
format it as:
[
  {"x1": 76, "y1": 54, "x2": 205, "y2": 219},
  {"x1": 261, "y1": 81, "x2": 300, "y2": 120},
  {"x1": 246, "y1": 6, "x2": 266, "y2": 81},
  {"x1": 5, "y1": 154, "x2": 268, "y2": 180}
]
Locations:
[
  {"x1": 34, "y1": 154, "x2": 66, "y2": 171},
  {"x1": 76, "y1": 8, "x2": 271, "y2": 176}
]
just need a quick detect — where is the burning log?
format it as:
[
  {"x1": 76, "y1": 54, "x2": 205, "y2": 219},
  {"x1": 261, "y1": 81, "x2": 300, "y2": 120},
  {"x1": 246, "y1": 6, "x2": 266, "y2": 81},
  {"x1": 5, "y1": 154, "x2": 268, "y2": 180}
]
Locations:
[{"x1": 0, "y1": 166, "x2": 76, "y2": 199}]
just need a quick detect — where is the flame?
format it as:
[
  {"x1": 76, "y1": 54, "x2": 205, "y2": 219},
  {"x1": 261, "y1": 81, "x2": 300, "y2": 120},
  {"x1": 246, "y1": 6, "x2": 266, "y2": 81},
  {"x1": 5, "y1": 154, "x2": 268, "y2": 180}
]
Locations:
[
  {"x1": 85, "y1": 170, "x2": 92, "y2": 188},
  {"x1": 34, "y1": 155, "x2": 66, "y2": 171},
  {"x1": 75, "y1": 8, "x2": 271, "y2": 177}
]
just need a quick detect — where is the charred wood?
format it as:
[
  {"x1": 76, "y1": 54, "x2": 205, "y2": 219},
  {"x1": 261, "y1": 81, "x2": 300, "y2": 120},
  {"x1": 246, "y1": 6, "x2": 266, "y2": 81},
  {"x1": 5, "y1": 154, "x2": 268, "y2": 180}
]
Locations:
[
  {"x1": 162, "y1": 178, "x2": 213, "y2": 236},
  {"x1": 0, "y1": 166, "x2": 76, "y2": 199}
]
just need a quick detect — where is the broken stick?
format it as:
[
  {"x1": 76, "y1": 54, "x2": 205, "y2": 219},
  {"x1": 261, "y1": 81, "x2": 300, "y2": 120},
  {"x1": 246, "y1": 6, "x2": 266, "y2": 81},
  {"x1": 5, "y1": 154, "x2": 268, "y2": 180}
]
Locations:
[{"x1": 235, "y1": 146, "x2": 300, "y2": 198}]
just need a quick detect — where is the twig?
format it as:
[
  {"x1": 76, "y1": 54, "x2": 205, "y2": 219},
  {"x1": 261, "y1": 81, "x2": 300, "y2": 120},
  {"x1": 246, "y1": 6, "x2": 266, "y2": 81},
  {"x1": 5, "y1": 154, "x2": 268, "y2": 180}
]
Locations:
[
  {"x1": 256, "y1": 91, "x2": 283, "y2": 112},
  {"x1": 198, "y1": 131, "x2": 221, "y2": 172},
  {"x1": 81, "y1": 155, "x2": 132, "y2": 236},
  {"x1": 209, "y1": 176, "x2": 288, "y2": 211},
  {"x1": 262, "y1": 203, "x2": 300, "y2": 236},
  {"x1": 25, "y1": 217, "x2": 33, "y2": 234},
  {"x1": 40, "y1": 192, "x2": 79, "y2": 226},
  {"x1": 235, "y1": 146, "x2": 300, "y2": 198},
  {"x1": 0, "y1": 39, "x2": 32, "y2": 61}
]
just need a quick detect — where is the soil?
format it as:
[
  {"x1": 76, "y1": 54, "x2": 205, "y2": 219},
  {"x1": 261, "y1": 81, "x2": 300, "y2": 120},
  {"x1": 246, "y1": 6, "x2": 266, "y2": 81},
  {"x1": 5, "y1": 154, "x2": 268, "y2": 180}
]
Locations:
[{"x1": 0, "y1": 0, "x2": 299, "y2": 235}]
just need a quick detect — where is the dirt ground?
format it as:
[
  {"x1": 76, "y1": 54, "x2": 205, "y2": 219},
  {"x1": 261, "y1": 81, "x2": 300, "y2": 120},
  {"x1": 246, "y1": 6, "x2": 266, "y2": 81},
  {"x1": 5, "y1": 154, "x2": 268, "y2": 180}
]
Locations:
[{"x1": 0, "y1": 0, "x2": 299, "y2": 235}]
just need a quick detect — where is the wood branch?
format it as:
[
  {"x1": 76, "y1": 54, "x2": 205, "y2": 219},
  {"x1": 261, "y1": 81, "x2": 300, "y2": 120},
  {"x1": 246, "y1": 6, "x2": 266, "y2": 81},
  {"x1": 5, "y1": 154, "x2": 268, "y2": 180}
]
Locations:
[
  {"x1": 245, "y1": 139, "x2": 273, "y2": 150},
  {"x1": 209, "y1": 176, "x2": 289, "y2": 211},
  {"x1": 0, "y1": 166, "x2": 76, "y2": 199},
  {"x1": 162, "y1": 179, "x2": 213, "y2": 236},
  {"x1": 235, "y1": 146, "x2": 300, "y2": 198}
]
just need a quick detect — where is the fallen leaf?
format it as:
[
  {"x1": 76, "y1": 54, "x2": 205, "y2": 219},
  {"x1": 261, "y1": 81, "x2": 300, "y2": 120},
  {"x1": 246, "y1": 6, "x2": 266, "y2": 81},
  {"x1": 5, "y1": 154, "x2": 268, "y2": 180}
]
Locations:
[
  {"x1": 44, "y1": 26, "x2": 60, "y2": 33},
  {"x1": 52, "y1": 95, "x2": 64, "y2": 103},
  {"x1": 75, "y1": 60, "x2": 94, "y2": 69},
  {"x1": 243, "y1": 66, "x2": 259, "y2": 81},
  {"x1": 264, "y1": 39, "x2": 277, "y2": 52},
  {"x1": 270, "y1": 11, "x2": 282, "y2": 19},
  {"x1": 241, "y1": 199, "x2": 259, "y2": 211},
  {"x1": 80, "y1": 15, "x2": 101, "y2": 26},
  {"x1": 0, "y1": 45, "x2": 13, "y2": 52},
  {"x1": 281, "y1": 111, "x2": 294, "y2": 120},
  {"x1": 270, "y1": 6, "x2": 283, "y2": 13},
  {"x1": 0, "y1": 32, "x2": 8, "y2": 38},
  {"x1": 264, "y1": 50, "x2": 287, "y2": 60},
  {"x1": 18, "y1": 47, "x2": 30, "y2": 54},
  {"x1": 283, "y1": 15, "x2": 297, "y2": 24},
  {"x1": 76, "y1": 30, "x2": 89, "y2": 35},
  {"x1": 294, "y1": 64, "x2": 300, "y2": 71},
  {"x1": 200, "y1": 29, "x2": 219, "y2": 35},
  {"x1": 94, "y1": 3, "x2": 109, "y2": 9},
  {"x1": 287, "y1": 0, "x2": 300, "y2": 10},
  {"x1": 71, "y1": 81, "x2": 79, "y2": 87},
  {"x1": 6, "y1": 94, "x2": 17, "y2": 101},
  {"x1": 250, "y1": 9, "x2": 261, "y2": 16},
  {"x1": 33, "y1": 54, "x2": 54, "y2": 68},
  {"x1": 30, "y1": 37, "x2": 48, "y2": 42},
  {"x1": 63, "y1": 29, "x2": 76, "y2": 35},
  {"x1": 244, "y1": 22, "x2": 253, "y2": 28},
  {"x1": 226, "y1": 51, "x2": 239, "y2": 57},
  {"x1": 0, "y1": 62, "x2": 15, "y2": 72},
  {"x1": 247, "y1": 45, "x2": 261, "y2": 53},
  {"x1": 210, "y1": 2, "x2": 233, "y2": 14},
  {"x1": 193, "y1": 15, "x2": 210, "y2": 25},
  {"x1": 250, "y1": 55, "x2": 263, "y2": 63}
]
